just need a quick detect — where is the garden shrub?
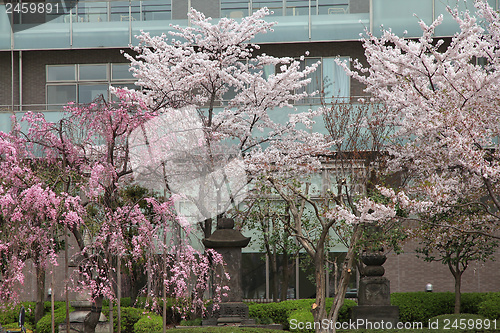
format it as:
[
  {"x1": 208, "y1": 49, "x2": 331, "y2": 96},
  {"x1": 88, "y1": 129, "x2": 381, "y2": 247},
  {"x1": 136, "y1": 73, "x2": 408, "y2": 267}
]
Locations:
[
  {"x1": 391, "y1": 292, "x2": 498, "y2": 323},
  {"x1": 43, "y1": 301, "x2": 66, "y2": 313},
  {"x1": 288, "y1": 308, "x2": 314, "y2": 333},
  {"x1": 0, "y1": 322, "x2": 34, "y2": 332},
  {"x1": 0, "y1": 302, "x2": 36, "y2": 327},
  {"x1": 102, "y1": 297, "x2": 132, "y2": 308},
  {"x1": 391, "y1": 292, "x2": 454, "y2": 322},
  {"x1": 35, "y1": 305, "x2": 74, "y2": 333},
  {"x1": 248, "y1": 298, "x2": 357, "y2": 330},
  {"x1": 478, "y1": 293, "x2": 500, "y2": 320},
  {"x1": 134, "y1": 297, "x2": 182, "y2": 323},
  {"x1": 109, "y1": 307, "x2": 144, "y2": 333},
  {"x1": 460, "y1": 293, "x2": 489, "y2": 314},
  {"x1": 133, "y1": 313, "x2": 163, "y2": 333}
]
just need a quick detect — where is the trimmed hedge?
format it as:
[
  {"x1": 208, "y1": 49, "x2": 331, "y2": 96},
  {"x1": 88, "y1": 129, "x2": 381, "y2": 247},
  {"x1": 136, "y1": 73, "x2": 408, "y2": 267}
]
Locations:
[
  {"x1": 0, "y1": 321, "x2": 34, "y2": 332},
  {"x1": 35, "y1": 305, "x2": 74, "y2": 333},
  {"x1": 0, "y1": 302, "x2": 36, "y2": 327},
  {"x1": 133, "y1": 313, "x2": 163, "y2": 333},
  {"x1": 103, "y1": 297, "x2": 132, "y2": 308},
  {"x1": 248, "y1": 298, "x2": 357, "y2": 330},
  {"x1": 391, "y1": 292, "x2": 500, "y2": 323},
  {"x1": 478, "y1": 293, "x2": 500, "y2": 320},
  {"x1": 107, "y1": 307, "x2": 144, "y2": 333},
  {"x1": 288, "y1": 308, "x2": 315, "y2": 333}
]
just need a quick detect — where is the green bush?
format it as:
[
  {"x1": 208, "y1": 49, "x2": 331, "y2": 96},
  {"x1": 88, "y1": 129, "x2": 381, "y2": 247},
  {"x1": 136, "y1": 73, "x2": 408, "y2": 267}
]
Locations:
[
  {"x1": 460, "y1": 293, "x2": 490, "y2": 314},
  {"x1": 288, "y1": 308, "x2": 314, "y2": 333},
  {"x1": 0, "y1": 302, "x2": 36, "y2": 327},
  {"x1": 134, "y1": 297, "x2": 182, "y2": 323},
  {"x1": 35, "y1": 305, "x2": 73, "y2": 333},
  {"x1": 43, "y1": 301, "x2": 67, "y2": 313},
  {"x1": 133, "y1": 313, "x2": 163, "y2": 333},
  {"x1": 248, "y1": 298, "x2": 357, "y2": 330},
  {"x1": 1, "y1": 321, "x2": 34, "y2": 332},
  {"x1": 478, "y1": 293, "x2": 500, "y2": 320},
  {"x1": 102, "y1": 297, "x2": 132, "y2": 308},
  {"x1": 391, "y1": 292, "x2": 454, "y2": 323},
  {"x1": 108, "y1": 307, "x2": 144, "y2": 333},
  {"x1": 428, "y1": 313, "x2": 489, "y2": 330},
  {"x1": 391, "y1": 292, "x2": 500, "y2": 323}
]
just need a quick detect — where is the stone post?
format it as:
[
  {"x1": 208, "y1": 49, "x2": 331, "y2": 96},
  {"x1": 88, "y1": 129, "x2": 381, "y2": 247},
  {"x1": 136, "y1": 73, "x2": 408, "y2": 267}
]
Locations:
[{"x1": 350, "y1": 250, "x2": 399, "y2": 328}]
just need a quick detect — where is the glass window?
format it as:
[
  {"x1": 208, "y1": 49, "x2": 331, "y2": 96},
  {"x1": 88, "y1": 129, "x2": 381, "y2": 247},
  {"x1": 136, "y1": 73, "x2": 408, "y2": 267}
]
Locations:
[
  {"x1": 296, "y1": 57, "x2": 322, "y2": 104},
  {"x1": 110, "y1": 1, "x2": 137, "y2": 21},
  {"x1": 110, "y1": 83, "x2": 138, "y2": 101},
  {"x1": 142, "y1": 1, "x2": 171, "y2": 21},
  {"x1": 323, "y1": 56, "x2": 350, "y2": 103},
  {"x1": 78, "y1": 84, "x2": 109, "y2": 103},
  {"x1": 78, "y1": 2, "x2": 108, "y2": 22},
  {"x1": 47, "y1": 84, "x2": 77, "y2": 106},
  {"x1": 112, "y1": 63, "x2": 134, "y2": 80},
  {"x1": 47, "y1": 65, "x2": 76, "y2": 82},
  {"x1": 286, "y1": 0, "x2": 310, "y2": 16},
  {"x1": 47, "y1": 63, "x2": 136, "y2": 107},
  {"x1": 79, "y1": 64, "x2": 108, "y2": 81},
  {"x1": 252, "y1": 0, "x2": 283, "y2": 16}
]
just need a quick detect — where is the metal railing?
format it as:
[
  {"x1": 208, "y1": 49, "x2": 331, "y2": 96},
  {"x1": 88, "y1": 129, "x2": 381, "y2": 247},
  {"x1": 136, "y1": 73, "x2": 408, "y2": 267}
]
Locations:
[{"x1": 10, "y1": 0, "x2": 355, "y2": 26}]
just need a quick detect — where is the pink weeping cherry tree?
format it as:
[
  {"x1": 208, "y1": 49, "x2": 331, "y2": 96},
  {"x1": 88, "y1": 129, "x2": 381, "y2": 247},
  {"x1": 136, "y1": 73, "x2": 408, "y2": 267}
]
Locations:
[{"x1": 0, "y1": 89, "x2": 229, "y2": 333}]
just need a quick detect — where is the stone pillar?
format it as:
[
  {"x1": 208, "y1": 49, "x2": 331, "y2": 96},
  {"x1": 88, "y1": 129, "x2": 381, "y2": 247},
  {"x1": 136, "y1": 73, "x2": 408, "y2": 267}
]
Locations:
[
  {"x1": 350, "y1": 251, "x2": 399, "y2": 328},
  {"x1": 202, "y1": 218, "x2": 255, "y2": 326}
]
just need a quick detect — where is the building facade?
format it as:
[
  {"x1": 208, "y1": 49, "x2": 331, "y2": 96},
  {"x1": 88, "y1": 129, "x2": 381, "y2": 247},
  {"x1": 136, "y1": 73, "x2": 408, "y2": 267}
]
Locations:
[{"x1": 1, "y1": 0, "x2": 499, "y2": 301}]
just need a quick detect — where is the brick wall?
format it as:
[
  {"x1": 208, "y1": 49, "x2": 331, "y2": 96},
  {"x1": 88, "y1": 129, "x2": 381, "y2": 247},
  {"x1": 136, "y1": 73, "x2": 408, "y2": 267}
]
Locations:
[{"x1": 384, "y1": 239, "x2": 500, "y2": 293}]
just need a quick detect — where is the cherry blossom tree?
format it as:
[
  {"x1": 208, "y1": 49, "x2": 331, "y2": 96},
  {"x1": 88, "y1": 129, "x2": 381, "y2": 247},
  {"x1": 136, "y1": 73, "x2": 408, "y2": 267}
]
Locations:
[
  {"x1": 0, "y1": 123, "x2": 84, "y2": 324},
  {"x1": 414, "y1": 204, "x2": 497, "y2": 314},
  {"x1": 261, "y1": 100, "x2": 402, "y2": 332},
  {"x1": 341, "y1": 0, "x2": 500, "y2": 237},
  {"x1": 123, "y1": 8, "x2": 403, "y2": 332},
  {"x1": 123, "y1": 7, "x2": 331, "y2": 237},
  {"x1": 0, "y1": 92, "x2": 229, "y2": 333},
  {"x1": 334, "y1": 0, "x2": 500, "y2": 323}
]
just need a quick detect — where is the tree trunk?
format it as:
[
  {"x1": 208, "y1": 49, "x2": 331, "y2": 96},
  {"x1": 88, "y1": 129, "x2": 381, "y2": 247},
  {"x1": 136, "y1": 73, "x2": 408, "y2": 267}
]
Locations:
[
  {"x1": 312, "y1": 249, "x2": 327, "y2": 332},
  {"x1": 35, "y1": 265, "x2": 45, "y2": 324},
  {"x1": 281, "y1": 251, "x2": 290, "y2": 301},
  {"x1": 271, "y1": 251, "x2": 278, "y2": 302},
  {"x1": 328, "y1": 225, "x2": 361, "y2": 333},
  {"x1": 453, "y1": 271, "x2": 462, "y2": 314},
  {"x1": 84, "y1": 296, "x2": 104, "y2": 333}
]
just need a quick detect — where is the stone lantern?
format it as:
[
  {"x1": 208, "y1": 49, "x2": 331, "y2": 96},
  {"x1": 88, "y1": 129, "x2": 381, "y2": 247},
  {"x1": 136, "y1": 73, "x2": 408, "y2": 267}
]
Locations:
[
  {"x1": 202, "y1": 217, "x2": 255, "y2": 326},
  {"x1": 350, "y1": 227, "x2": 399, "y2": 327}
]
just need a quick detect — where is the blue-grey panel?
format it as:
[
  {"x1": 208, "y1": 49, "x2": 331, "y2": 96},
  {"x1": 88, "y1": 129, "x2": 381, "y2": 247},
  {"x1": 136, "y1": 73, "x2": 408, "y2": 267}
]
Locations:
[
  {"x1": 312, "y1": 13, "x2": 368, "y2": 41},
  {"x1": 253, "y1": 15, "x2": 309, "y2": 43},
  {"x1": 130, "y1": 19, "x2": 186, "y2": 46},
  {"x1": 13, "y1": 22, "x2": 71, "y2": 50},
  {"x1": 434, "y1": 0, "x2": 474, "y2": 37},
  {"x1": 0, "y1": 113, "x2": 13, "y2": 133},
  {"x1": 72, "y1": 22, "x2": 129, "y2": 48},
  {"x1": 0, "y1": 8, "x2": 11, "y2": 50},
  {"x1": 372, "y1": 0, "x2": 433, "y2": 38}
]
